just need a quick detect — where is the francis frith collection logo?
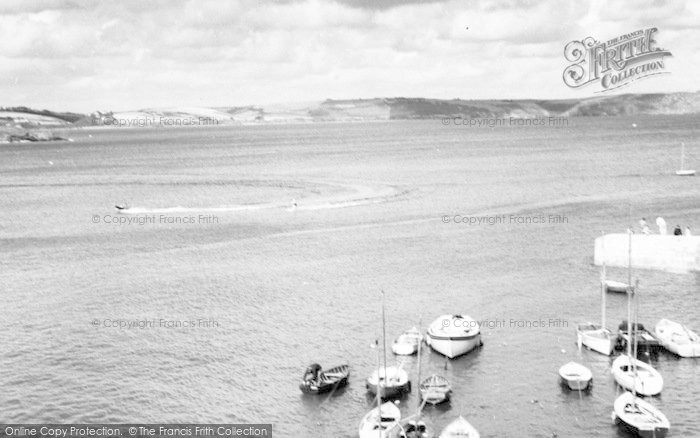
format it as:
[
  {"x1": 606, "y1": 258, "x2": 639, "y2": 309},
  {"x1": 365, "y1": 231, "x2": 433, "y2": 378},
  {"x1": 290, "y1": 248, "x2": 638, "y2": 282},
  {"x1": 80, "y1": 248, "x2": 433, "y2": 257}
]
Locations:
[{"x1": 563, "y1": 27, "x2": 672, "y2": 92}]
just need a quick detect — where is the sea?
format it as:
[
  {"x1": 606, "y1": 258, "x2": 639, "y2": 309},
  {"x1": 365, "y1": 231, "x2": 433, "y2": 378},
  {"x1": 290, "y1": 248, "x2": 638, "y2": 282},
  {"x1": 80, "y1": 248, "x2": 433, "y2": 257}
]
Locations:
[{"x1": 1, "y1": 116, "x2": 699, "y2": 437}]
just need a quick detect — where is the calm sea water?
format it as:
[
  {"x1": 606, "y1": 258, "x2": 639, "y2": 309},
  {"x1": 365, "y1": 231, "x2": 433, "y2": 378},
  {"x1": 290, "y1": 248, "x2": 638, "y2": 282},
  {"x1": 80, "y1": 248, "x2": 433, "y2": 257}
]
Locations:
[{"x1": 1, "y1": 117, "x2": 698, "y2": 437}]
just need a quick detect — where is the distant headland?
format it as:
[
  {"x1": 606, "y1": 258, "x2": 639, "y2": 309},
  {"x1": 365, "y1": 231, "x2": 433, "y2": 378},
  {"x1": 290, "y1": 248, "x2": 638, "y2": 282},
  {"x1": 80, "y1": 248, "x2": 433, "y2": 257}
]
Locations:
[{"x1": 2, "y1": 92, "x2": 700, "y2": 140}]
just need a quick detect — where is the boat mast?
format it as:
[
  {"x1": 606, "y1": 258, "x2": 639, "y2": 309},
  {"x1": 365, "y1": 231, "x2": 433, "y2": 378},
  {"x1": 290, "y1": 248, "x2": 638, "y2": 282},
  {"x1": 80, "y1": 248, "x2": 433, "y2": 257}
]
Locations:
[
  {"x1": 632, "y1": 278, "x2": 640, "y2": 404},
  {"x1": 381, "y1": 290, "x2": 387, "y2": 389},
  {"x1": 627, "y1": 228, "x2": 632, "y2": 287},
  {"x1": 416, "y1": 319, "x2": 422, "y2": 411},
  {"x1": 626, "y1": 229, "x2": 633, "y2": 361},
  {"x1": 375, "y1": 339, "x2": 382, "y2": 411},
  {"x1": 633, "y1": 279, "x2": 639, "y2": 369},
  {"x1": 601, "y1": 233, "x2": 606, "y2": 329}
]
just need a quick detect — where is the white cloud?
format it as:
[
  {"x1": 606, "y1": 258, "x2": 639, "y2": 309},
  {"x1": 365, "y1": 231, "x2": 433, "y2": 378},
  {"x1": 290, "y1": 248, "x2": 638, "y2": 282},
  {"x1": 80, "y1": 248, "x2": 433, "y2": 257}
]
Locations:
[{"x1": 0, "y1": 0, "x2": 698, "y2": 111}]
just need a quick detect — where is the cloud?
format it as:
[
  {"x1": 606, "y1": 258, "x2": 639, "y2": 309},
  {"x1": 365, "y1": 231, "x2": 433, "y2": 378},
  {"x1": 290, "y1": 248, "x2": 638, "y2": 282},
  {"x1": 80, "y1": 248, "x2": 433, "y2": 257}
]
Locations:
[{"x1": 0, "y1": 0, "x2": 698, "y2": 111}]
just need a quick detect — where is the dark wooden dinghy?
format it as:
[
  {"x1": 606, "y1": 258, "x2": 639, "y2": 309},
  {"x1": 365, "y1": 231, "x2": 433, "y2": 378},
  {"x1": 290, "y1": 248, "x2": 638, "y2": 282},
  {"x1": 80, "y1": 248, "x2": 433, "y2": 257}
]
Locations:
[{"x1": 299, "y1": 363, "x2": 349, "y2": 394}]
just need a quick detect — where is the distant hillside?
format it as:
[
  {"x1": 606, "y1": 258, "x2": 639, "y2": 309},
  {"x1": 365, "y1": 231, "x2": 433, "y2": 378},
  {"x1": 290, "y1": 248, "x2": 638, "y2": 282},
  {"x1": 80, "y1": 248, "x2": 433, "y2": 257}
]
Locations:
[{"x1": 2, "y1": 92, "x2": 699, "y2": 134}]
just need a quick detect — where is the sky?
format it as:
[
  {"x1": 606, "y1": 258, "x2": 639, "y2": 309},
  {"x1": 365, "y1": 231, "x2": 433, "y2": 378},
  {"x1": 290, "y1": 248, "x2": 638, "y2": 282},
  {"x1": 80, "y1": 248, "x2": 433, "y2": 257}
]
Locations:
[{"x1": 1, "y1": 0, "x2": 699, "y2": 112}]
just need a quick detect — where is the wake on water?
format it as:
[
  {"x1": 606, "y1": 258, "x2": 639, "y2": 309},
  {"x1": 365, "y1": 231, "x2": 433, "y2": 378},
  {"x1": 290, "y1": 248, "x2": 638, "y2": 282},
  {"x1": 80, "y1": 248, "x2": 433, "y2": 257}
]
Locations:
[{"x1": 115, "y1": 182, "x2": 405, "y2": 215}]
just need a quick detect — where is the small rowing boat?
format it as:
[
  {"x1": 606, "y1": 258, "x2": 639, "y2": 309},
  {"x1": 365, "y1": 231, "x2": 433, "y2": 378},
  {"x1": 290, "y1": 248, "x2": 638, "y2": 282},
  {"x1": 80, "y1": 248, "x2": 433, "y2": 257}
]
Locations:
[
  {"x1": 299, "y1": 363, "x2": 349, "y2": 394},
  {"x1": 419, "y1": 374, "x2": 451, "y2": 404}
]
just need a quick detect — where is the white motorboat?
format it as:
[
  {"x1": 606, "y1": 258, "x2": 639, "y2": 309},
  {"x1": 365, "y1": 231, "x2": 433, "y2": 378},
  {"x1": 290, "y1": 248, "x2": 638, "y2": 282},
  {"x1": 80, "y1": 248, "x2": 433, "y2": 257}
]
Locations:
[
  {"x1": 425, "y1": 314, "x2": 481, "y2": 359},
  {"x1": 605, "y1": 280, "x2": 629, "y2": 293},
  {"x1": 392, "y1": 327, "x2": 423, "y2": 355},
  {"x1": 366, "y1": 366, "x2": 411, "y2": 398},
  {"x1": 576, "y1": 249, "x2": 614, "y2": 355},
  {"x1": 675, "y1": 142, "x2": 695, "y2": 176},
  {"x1": 438, "y1": 416, "x2": 480, "y2": 438},
  {"x1": 611, "y1": 353, "x2": 663, "y2": 396},
  {"x1": 419, "y1": 374, "x2": 452, "y2": 404},
  {"x1": 558, "y1": 361, "x2": 592, "y2": 391},
  {"x1": 612, "y1": 391, "x2": 669, "y2": 438},
  {"x1": 655, "y1": 318, "x2": 700, "y2": 357},
  {"x1": 358, "y1": 401, "x2": 402, "y2": 438}
]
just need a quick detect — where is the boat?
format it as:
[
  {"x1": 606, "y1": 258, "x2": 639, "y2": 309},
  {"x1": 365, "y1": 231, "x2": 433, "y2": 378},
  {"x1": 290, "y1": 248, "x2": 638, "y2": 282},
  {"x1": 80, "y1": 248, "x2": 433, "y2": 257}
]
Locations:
[
  {"x1": 419, "y1": 374, "x2": 452, "y2": 404},
  {"x1": 654, "y1": 318, "x2": 700, "y2": 357},
  {"x1": 396, "y1": 322, "x2": 434, "y2": 438},
  {"x1": 605, "y1": 280, "x2": 629, "y2": 293},
  {"x1": 425, "y1": 314, "x2": 482, "y2": 359},
  {"x1": 616, "y1": 320, "x2": 661, "y2": 353},
  {"x1": 612, "y1": 355, "x2": 664, "y2": 396},
  {"x1": 576, "y1": 323, "x2": 614, "y2": 355},
  {"x1": 675, "y1": 142, "x2": 695, "y2": 176},
  {"x1": 612, "y1": 280, "x2": 664, "y2": 396},
  {"x1": 612, "y1": 391, "x2": 670, "y2": 438},
  {"x1": 367, "y1": 291, "x2": 411, "y2": 398},
  {"x1": 576, "y1": 245, "x2": 614, "y2": 355},
  {"x1": 438, "y1": 416, "x2": 480, "y2": 438},
  {"x1": 558, "y1": 361, "x2": 592, "y2": 391},
  {"x1": 611, "y1": 231, "x2": 659, "y2": 355},
  {"x1": 299, "y1": 363, "x2": 349, "y2": 394},
  {"x1": 366, "y1": 365, "x2": 411, "y2": 398},
  {"x1": 358, "y1": 401, "x2": 402, "y2": 438},
  {"x1": 400, "y1": 420, "x2": 433, "y2": 438},
  {"x1": 114, "y1": 203, "x2": 130, "y2": 211},
  {"x1": 392, "y1": 327, "x2": 423, "y2": 355}
]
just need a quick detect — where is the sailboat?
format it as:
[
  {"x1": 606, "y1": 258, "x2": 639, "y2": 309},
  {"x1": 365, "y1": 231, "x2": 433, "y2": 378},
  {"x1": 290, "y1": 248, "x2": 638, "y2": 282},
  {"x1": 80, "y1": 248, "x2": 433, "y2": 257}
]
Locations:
[
  {"x1": 366, "y1": 291, "x2": 411, "y2": 398},
  {"x1": 399, "y1": 336, "x2": 436, "y2": 438},
  {"x1": 612, "y1": 391, "x2": 670, "y2": 438},
  {"x1": 611, "y1": 279, "x2": 664, "y2": 396},
  {"x1": 576, "y1": 234, "x2": 614, "y2": 355},
  {"x1": 675, "y1": 142, "x2": 695, "y2": 176},
  {"x1": 358, "y1": 401, "x2": 402, "y2": 438},
  {"x1": 359, "y1": 338, "x2": 403, "y2": 438},
  {"x1": 438, "y1": 417, "x2": 480, "y2": 438}
]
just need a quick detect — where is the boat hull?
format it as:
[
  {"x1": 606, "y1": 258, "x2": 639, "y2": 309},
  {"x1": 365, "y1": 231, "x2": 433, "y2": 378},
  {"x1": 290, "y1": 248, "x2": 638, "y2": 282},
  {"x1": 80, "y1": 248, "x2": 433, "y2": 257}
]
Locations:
[
  {"x1": 421, "y1": 390, "x2": 451, "y2": 405},
  {"x1": 561, "y1": 377, "x2": 590, "y2": 391},
  {"x1": 366, "y1": 366, "x2": 411, "y2": 398},
  {"x1": 613, "y1": 392, "x2": 670, "y2": 438},
  {"x1": 675, "y1": 170, "x2": 695, "y2": 176},
  {"x1": 605, "y1": 280, "x2": 629, "y2": 293},
  {"x1": 392, "y1": 327, "x2": 423, "y2": 355},
  {"x1": 426, "y1": 315, "x2": 482, "y2": 359},
  {"x1": 391, "y1": 343, "x2": 418, "y2": 355},
  {"x1": 366, "y1": 381, "x2": 411, "y2": 398},
  {"x1": 655, "y1": 319, "x2": 700, "y2": 358},
  {"x1": 559, "y1": 362, "x2": 592, "y2": 391},
  {"x1": 419, "y1": 375, "x2": 452, "y2": 405},
  {"x1": 358, "y1": 402, "x2": 402, "y2": 438},
  {"x1": 426, "y1": 334, "x2": 481, "y2": 358},
  {"x1": 576, "y1": 324, "x2": 614, "y2": 356},
  {"x1": 611, "y1": 356, "x2": 663, "y2": 396},
  {"x1": 299, "y1": 364, "x2": 350, "y2": 394},
  {"x1": 438, "y1": 416, "x2": 480, "y2": 438},
  {"x1": 661, "y1": 341, "x2": 700, "y2": 358}
]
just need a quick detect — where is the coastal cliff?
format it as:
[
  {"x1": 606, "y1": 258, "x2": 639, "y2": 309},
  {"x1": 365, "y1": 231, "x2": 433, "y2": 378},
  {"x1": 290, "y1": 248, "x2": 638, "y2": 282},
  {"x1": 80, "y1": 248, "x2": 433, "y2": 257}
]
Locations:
[{"x1": 2, "y1": 92, "x2": 700, "y2": 132}]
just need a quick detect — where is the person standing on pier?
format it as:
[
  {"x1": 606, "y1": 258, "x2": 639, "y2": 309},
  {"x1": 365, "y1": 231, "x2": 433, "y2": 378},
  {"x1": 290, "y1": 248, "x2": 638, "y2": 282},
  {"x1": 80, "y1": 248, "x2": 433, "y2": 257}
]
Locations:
[{"x1": 656, "y1": 217, "x2": 667, "y2": 235}]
